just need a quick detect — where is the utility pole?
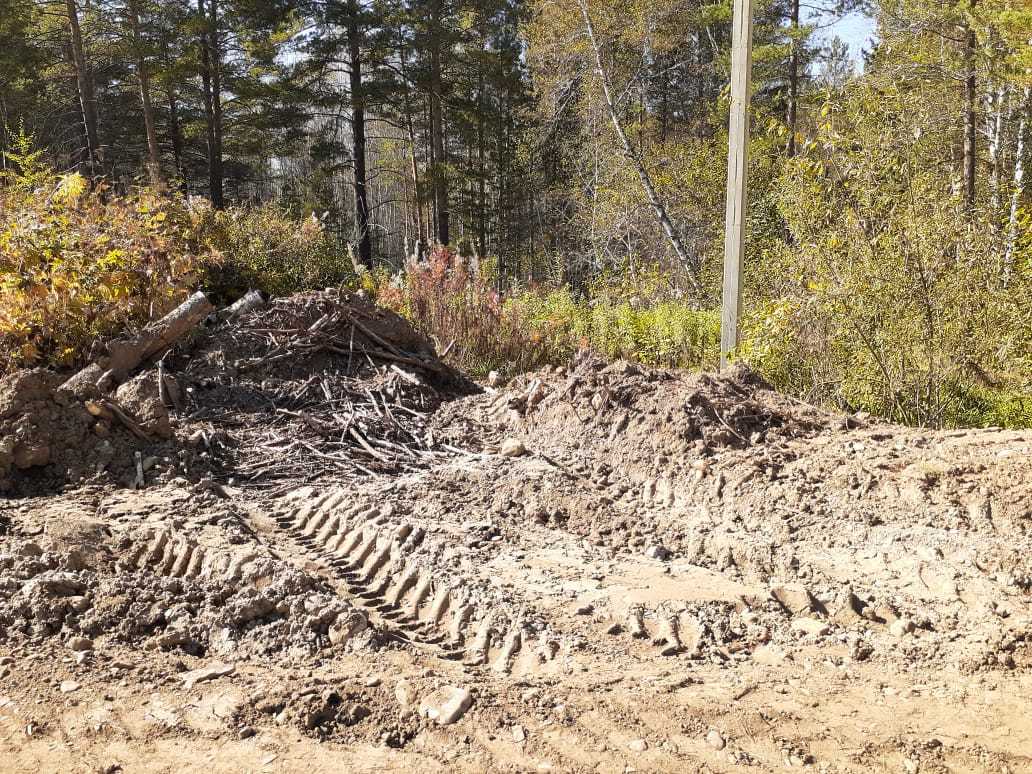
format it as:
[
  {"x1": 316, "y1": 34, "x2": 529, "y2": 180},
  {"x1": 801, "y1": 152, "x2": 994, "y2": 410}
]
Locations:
[{"x1": 720, "y1": 0, "x2": 753, "y2": 370}]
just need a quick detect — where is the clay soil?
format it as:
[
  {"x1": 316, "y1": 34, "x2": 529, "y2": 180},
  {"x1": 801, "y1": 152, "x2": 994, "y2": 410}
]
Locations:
[{"x1": 1, "y1": 296, "x2": 1031, "y2": 773}]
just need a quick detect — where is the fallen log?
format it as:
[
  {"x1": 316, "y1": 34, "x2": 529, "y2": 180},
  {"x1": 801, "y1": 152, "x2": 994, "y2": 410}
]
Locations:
[
  {"x1": 220, "y1": 289, "x2": 267, "y2": 320},
  {"x1": 60, "y1": 291, "x2": 213, "y2": 396},
  {"x1": 105, "y1": 290, "x2": 214, "y2": 374}
]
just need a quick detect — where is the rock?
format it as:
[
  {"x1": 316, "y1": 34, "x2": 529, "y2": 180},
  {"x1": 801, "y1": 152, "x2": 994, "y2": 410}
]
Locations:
[
  {"x1": 180, "y1": 663, "x2": 235, "y2": 690},
  {"x1": 890, "y1": 618, "x2": 915, "y2": 637},
  {"x1": 417, "y1": 685, "x2": 472, "y2": 725},
  {"x1": 238, "y1": 726, "x2": 256, "y2": 740},
  {"x1": 487, "y1": 371, "x2": 502, "y2": 387},
  {"x1": 645, "y1": 544, "x2": 671, "y2": 561},
  {"x1": 328, "y1": 611, "x2": 367, "y2": 646},
  {"x1": 574, "y1": 603, "x2": 594, "y2": 616},
  {"x1": 791, "y1": 618, "x2": 831, "y2": 637},
  {"x1": 706, "y1": 729, "x2": 726, "y2": 750},
  {"x1": 25, "y1": 573, "x2": 85, "y2": 598},
  {"x1": 67, "y1": 636, "x2": 93, "y2": 652},
  {"x1": 499, "y1": 439, "x2": 527, "y2": 458},
  {"x1": 364, "y1": 675, "x2": 382, "y2": 688},
  {"x1": 627, "y1": 738, "x2": 648, "y2": 752},
  {"x1": 512, "y1": 724, "x2": 527, "y2": 742},
  {"x1": 67, "y1": 596, "x2": 91, "y2": 613},
  {"x1": 395, "y1": 678, "x2": 415, "y2": 708},
  {"x1": 59, "y1": 680, "x2": 80, "y2": 693},
  {"x1": 752, "y1": 645, "x2": 790, "y2": 666},
  {"x1": 771, "y1": 584, "x2": 823, "y2": 616}
]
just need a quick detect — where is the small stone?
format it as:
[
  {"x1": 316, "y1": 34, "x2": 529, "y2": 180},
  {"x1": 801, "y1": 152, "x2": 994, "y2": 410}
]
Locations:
[
  {"x1": 574, "y1": 603, "x2": 594, "y2": 616},
  {"x1": 364, "y1": 675, "x2": 382, "y2": 688},
  {"x1": 627, "y1": 738, "x2": 648, "y2": 752},
  {"x1": 890, "y1": 618, "x2": 915, "y2": 637},
  {"x1": 328, "y1": 612, "x2": 367, "y2": 645},
  {"x1": 59, "y1": 680, "x2": 80, "y2": 693},
  {"x1": 417, "y1": 685, "x2": 472, "y2": 725},
  {"x1": 395, "y1": 678, "x2": 415, "y2": 708},
  {"x1": 180, "y1": 663, "x2": 235, "y2": 690},
  {"x1": 706, "y1": 729, "x2": 726, "y2": 750},
  {"x1": 499, "y1": 439, "x2": 527, "y2": 458},
  {"x1": 791, "y1": 618, "x2": 831, "y2": 637},
  {"x1": 238, "y1": 726, "x2": 256, "y2": 740},
  {"x1": 487, "y1": 371, "x2": 502, "y2": 387},
  {"x1": 645, "y1": 545, "x2": 671, "y2": 561},
  {"x1": 67, "y1": 637, "x2": 93, "y2": 652},
  {"x1": 512, "y1": 724, "x2": 527, "y2": 742},
  {"x1": 770, "y1": 584, "x2": 820, "y2": 616}
]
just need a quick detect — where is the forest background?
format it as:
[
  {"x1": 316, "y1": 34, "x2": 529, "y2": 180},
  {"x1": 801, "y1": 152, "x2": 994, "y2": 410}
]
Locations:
[{"x1": 0, "y1": 0, "x2": 1029, "y2": 427}]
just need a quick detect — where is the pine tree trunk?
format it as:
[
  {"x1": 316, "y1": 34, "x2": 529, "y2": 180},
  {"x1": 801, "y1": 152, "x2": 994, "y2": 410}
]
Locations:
[
  {"x1": 198, "y1": 0, "x2": 224, "y2": 208},
  {"x1": 429, "y1": 1, "x2": 449, "y2": 246},
  {"x1": 167, "y1": 86, "x2": 186, "y2": 192},
  {"x1": 1004, "y1": 86, "x2": 1030, "y2": 284},
  {"x1": 65, "y1": 0, "x2": 101, "y2": 177},
  {"x1": 127, "y1": 0, "x2": 162, "y2": 189},
  {"x1": 962, "y1": 3, "x2": 977, "y2": 207},
  {"x1": 477, "y1": 65, "x2": 487, "y2": 258},
  {"x1": 399, "y1": 46, "x2": 425, "y2": 250},
  {"x1": 786, "y1": 0, "x2": 800, "y2": 157},
  {"x1": 348, "y1": 8, "x2": 372, "y2": 268}
]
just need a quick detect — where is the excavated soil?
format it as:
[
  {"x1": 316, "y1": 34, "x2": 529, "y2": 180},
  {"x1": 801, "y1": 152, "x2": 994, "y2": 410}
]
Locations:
[{"x1": 1, "y1": 304, "x2": 1031, "y2": 773}]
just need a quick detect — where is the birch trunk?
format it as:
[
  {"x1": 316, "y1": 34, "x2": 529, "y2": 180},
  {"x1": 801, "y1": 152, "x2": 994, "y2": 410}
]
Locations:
[{"x1": 577, "y1": 0, "x2": 702, "y2": 294}]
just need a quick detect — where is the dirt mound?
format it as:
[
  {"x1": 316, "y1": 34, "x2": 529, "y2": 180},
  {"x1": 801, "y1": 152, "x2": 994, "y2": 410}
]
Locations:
[
  {"x1": 4, "y1": 344, "x2": 1032, "y2": 772},
  {"x1": 436, "y1": 351, "x2": 831, "y2": 456},
  {"x1": 0, "y1": 289, "x2": 475, "y2": 496},
  {"x1": 426, "y1": 350, "x2": 1032, "y2": 676}
]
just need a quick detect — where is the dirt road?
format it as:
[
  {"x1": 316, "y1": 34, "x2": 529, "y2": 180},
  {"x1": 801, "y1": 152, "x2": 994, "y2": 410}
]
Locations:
[{"x1": 1, "y1": 293, "x2": 1029, "y2": 772}]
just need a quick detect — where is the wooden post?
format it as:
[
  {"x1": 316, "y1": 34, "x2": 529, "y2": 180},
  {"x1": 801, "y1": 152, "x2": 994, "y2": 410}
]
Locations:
[{"x1": 720, "y1": 0, "x2": 753, "y2": 370}]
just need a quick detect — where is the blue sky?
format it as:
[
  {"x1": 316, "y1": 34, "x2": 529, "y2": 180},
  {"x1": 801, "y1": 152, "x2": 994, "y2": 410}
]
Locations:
[{"x1": 809, "y1": 10, "x2": 878, "y2": 65}]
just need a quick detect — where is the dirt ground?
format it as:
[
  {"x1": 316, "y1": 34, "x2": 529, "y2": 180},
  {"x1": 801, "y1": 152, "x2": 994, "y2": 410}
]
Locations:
[{"x1": 1, "y1": 293, "x2": 1030, "y2": 773}]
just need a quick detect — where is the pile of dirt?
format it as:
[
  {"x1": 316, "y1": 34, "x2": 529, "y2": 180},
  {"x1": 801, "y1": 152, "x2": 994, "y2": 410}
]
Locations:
[
  {"x1": 4, "y1": 330, "x2": 1032, "y2": 772},
  {"x1": 427, "y1": 350, "x2": 1032, "y2": 675},
  {"x1": 0, "y1": 289, "x2": 475, "y2": 496}
]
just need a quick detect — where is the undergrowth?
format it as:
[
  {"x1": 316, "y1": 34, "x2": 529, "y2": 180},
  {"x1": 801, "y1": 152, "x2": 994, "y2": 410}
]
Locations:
[
  {"x1": 1, "y1": 148, "x2": 1026, "y2": 430},
  {"x1": 0, "y1": 136, "x2": 348, "y2": 372}
]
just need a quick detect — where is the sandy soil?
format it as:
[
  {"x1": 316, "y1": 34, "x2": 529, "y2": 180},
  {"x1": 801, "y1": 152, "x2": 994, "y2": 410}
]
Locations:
[{"x1": 1, "y1": 296, "x2": 1030, "y2": 773}]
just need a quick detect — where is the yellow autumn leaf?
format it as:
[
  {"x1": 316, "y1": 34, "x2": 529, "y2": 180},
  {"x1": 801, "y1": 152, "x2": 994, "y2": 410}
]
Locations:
[{"x1": 54, "y1": 173, "x2": 87, "y2": 204}]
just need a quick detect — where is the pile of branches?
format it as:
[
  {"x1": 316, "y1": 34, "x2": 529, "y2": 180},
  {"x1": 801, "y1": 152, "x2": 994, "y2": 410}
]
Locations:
[{"x1": 176, "y1": 289, "x2": 475, "y2": 492}]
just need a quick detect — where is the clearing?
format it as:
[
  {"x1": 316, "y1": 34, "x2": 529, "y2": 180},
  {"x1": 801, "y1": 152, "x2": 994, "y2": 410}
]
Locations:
[{"x1": 1, "y1": 290, "x2": 1030, "y2": 773}]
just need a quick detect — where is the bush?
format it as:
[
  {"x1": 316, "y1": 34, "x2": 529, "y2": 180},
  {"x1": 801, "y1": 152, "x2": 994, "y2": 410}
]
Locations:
[
  {"x1": 738, "y1": 84, "x2": 1032, "y2": 429},
  {"x1": 195, "y1": 203, "x2": 352, "y2": 301},
  {"x1": 0, "y1": 135, "x2": 208, "y2": 371},
  {"x1": 0, "y1": 137, "x2": 355, "y2": 374},
  {"x1": 366, "y1": 250, "x2": 720, "y2": 379},
  {"x1": 367, "y1": 248, "x2": 563, "y2": 379}
]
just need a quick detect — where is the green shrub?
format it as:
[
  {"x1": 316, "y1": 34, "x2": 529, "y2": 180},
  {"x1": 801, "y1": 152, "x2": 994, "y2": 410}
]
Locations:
[
  {"x1": 0, "y1": 134, "x2": 208, "y2": 371},
  {"x1": 196, "y1": 203, "x2": 353, "y2": 300},
  {"x1": 0, "y1": 140, "x2": 355, "y2": 374}
]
